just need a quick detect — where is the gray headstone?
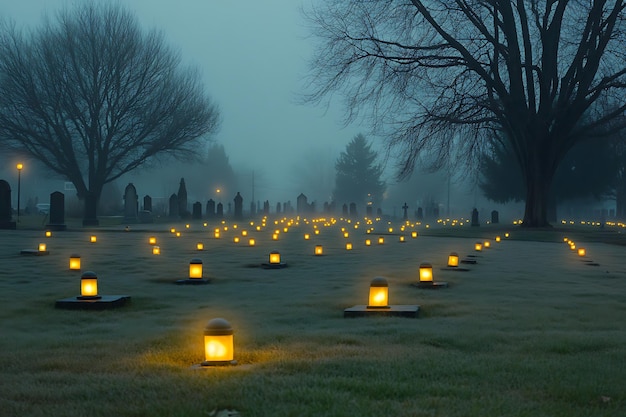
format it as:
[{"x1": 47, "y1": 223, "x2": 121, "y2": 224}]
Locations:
[
  {"x1": 297, "y1": 193, "x2": 308, "y2": 214},
  {"x1": 342, "y1": 203, "x2": 348, "y2": 217},
  {"x1": 471, "y1": 208, "x2": 480, "y2": 226},
  {"x1": 234, "y1": 192, "x2": 243, "y2": 220},
  {"x1": 206, "y1": 199, "x2": 216, "y2": 218},
  {"x1": 169, "y1": 194, "x2": 179, "y2": 219},
  {"x1": 276, "y1": 202, "x2": 281, "y2": 214},
  {"x1": 216, "y1": 202, "x2": 224, "y2": 218},
  {"x1": 192, "y1": 201, "x2": 202, "y2": 219},
  {"x1": 143, "y1": 195, "x2": 152, "y2": 212},
  {"x1": 123, "y1": 183, "x2": 138, "y2": 222},
  {"x1": 46, "y1": 191, "x2": 67, "y2": 230},
  {"x1": 0, "y1": 180, "x2": 16, "y2": 229},
  {"x1": 402, "y1": 202, "x2": 409, "y2": 220},
  {"x1": 491, "y1": 210, "x2": 499, "y2": 224}
]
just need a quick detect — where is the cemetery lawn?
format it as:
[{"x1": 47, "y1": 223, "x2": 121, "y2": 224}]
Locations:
[{"x1": 1, "y1": 218, "x2": 625, "y2": 416}]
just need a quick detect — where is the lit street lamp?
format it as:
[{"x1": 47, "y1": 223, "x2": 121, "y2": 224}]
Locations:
[{"x1": 16, "y1": 163, "x2": 23, "y2": 223}]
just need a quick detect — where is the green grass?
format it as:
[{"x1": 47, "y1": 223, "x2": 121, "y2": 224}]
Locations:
[{"x1": 1, "y1": 217, "x2": 625, "y2": 416}]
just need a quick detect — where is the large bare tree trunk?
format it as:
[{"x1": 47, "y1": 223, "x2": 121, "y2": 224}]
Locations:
[
  {"x1": 522, "y1": 162, "x2": 552, "y2": 228},
  {"x1": 82, "y1": 191, "x2": 99, "y2": 226}
]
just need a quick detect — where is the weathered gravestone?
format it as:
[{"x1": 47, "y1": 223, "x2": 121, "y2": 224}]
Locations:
[
  {"x1": 349, "y1": 203, "x2": 357, "y2": 218},
  {"x1": 263, "y1": 200, "x2": 270, "y2": 215},
  {"x1": 297, "y1": 193, "x2": 308, "y2": 214},
  {"x1": 192, "y1": 202, "x2": 202, "y2": 219},
  {"x1": 216, "y1": 202, "x2": 224, "y2": 218},
  {"x1": 123, "y1": 183, "x2": 138, "y2": 223},
  {"x1": 169, "y1": 194, "x2": 179, "y2": 219},
  {"x1": 249, "y1": 201, "x2": 256, "y2": 217},
  {"x1": 177, "y1": 178, "x2": 189, "y2": 219},
  {"x1": 491, "y1": 210, "x2": 499, "y2": 224},
  {"x1": 416, "y1": 207, "x2": 424, "y2": 220},
  {"x1": 402, "y1": 202, "x2": 409, "y2": 220},
  {"x1": 46, "y1": 191, "x2": 67, "y2": 231},
  {"x1": 342, "y1": 203, "x2": 348, "y2": 217},
  {"x1": 143, "y1": 195, "x2": 152, "y2": 212},
  {"x1": 234, "y1": 192, "x2": 243, "y2": 220},
  {"x1": 276, "y1": 202, "x2": 282, "y2": 214},
  {"x1": 471, "y1": 208, "x2": 480, "y2": 226},
  {"x1": 206, "y1": 199, "x2": 216, "y2": 218},
  {"x1": 0, "y1": 180, "x2": 16, "y2": 229}
]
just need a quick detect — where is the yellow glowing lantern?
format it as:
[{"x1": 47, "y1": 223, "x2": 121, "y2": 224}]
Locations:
[
  {"x1": 314, "y1": 230, "x2": 320, "y2": 235},
  {"x1": 242, "y1": 230, "x2": 248, "y2": 237},
  {"x1": 170, "y1": 228, "x2": 176, "y2": 234},
  {"x1": 346, "y1": 242, "x2": 353, "y2": 250},
  {"x1": 69, "y1": 254, "x2": 81, "y2": 270},
  {"x1": 495, "y1": 236, "x2": 501, "y2": 242},
  {"x1": 447, "y1": 252, "x2": 459, "y2": 268},
  {"x1": 202, "y1": 318, "x2": 235, "y2": 366},
  {"x1": 214, "y1": 229, "x2": 221, "y2": 239},
  {"x1": 411, "y1": 231, "x2": 418, "y2": 238},
  {"x1": 570, "y1": 243, "x2": 576, "y2": 250},
  {"x1": 314, "y1": 245, "x2": 323, "y2": 256},
  {"x1": 368, "y1": 277, "x2": 389, "y2": 308},
  {"x1": 189, "y1": 259, "x2": 203, "y2": 279},
  {"x1": 45, "y1": 231, "x2": 52, "y2": 238},
  {"x1": 176, "y1": 232, "x2": 181, "y2": 237},
  {"x1": 474, "y1": 242, "x2": 482, "y2": 251},
  {"x1": 304, "y1": 233, "x2": 310, "y2": 240},
  {"x1": 90, "y1": 235, "x2": 97, "y2": 243},
  {"x1": 38, "y1": 243, "x2": 47, "y2": 252},
  {"x1": 283, "y1": 227, "x2": 288, "y2": 233},
  {"x1": 148, "y1": 236, "x2": 157, "y2": 245},
  {"x1": 343, "y1": 232, "x2": 349, "y2": 238},
  {"x1": 79, "y1": 271, "x2": 99, "y2": 298},
  {"x1": 483, "y1": 241, "x2": 491, "y2": 248},
  {"x1": 399, "y1": 236, "x2": 406, "y2": 243},
  {"x1": 269, "y1": 251, "x2": 281, "y2": 264},
  {"x1": 196, "y1": 242, "x2": 204, "y2": 251},
  {"x1": 233, "y1": 236, "x2": 240, "y2": 243},
  {"x1": 419, "y1": 262, "x2": 433, "y2": 282},
  {"x1": 272, "y1": 233, "x2": 279, "y2": 240},
  {"x1": 578, "y1": 248, "x2": 586, "y2": 257},
  {"x1": 504, "y1": 233, "x2": 510, "y2": 238},
  {"x1": 365, "y1": 239, "x2": 371, "y2": 246},
  {"x1": 248, "y1": 238, "x2": 256, "y2": 246},
  {"x1": 152, "y1": 246, "x2": 161, "y2": 255}
]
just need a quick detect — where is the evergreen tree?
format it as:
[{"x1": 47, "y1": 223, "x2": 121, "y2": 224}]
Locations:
[{"x1": 333, "y1": 134, "x2": 386, "y2": 208}]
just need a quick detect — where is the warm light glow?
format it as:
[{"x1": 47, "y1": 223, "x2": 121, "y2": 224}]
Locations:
[
  {"x1": 203, "y1": 318, "x2": 234, "y2": 364},
  {"x1": 196, "y1": 242, "x2": 204, "y2": 251},
  {"x1": 185, "y1": 224, "x2": 190, "y2": 229},
  {"x1": 149, "y1": 236, "x2": 157, "y2": 245},
  {"x1": 578, "y1": 248, "x2": 586, "y2": 257},
  {"x1": 248, "y1": 238, "x2": 256, "y2": 246},
  {"x1": 399, "y1": 236, "x2": 405, "y2": 242},
  {"x1": 176, "y1": 232, "x2": 181, "y2": 237},
  {"x1": 483, "y1": 241, "x2": 491, "y2": 248},
  {"x1": 447, "y1": 253, "x2": 459, "y2": 267},
  {"x1": 368, "y1": 277, "x2": 389, "y2": 308},
  {"x1": 152, "y1": 246, "x2": 160, "y2": 255},
  {"x1": 80, "y1": 272, "x2": 98, "y2": 297},
  {"x1": 343, "y1": 232, "x2": 349, "y2": 238},
  {"x1": 38, "y1": 243, "x2": 46, "y2": 252},
  {"x1": 269, "y1": 251, "x2": 281, "y2": 264},
  {"x1": 214, "y1": 229, "x2": 221, "y2": 239},
  {"x1": 314, "y1": 230, "x2": 320, "y2": 235},
  {"x1": 346, "y1": 242, "x2": 353, "y2": 250},
  {"x1": 365, "y1": 239, "x2": 371, "y2": 246},
  {"x1": 272, "y1": 233, "x2": 279, "y2": 240},
  {"x1": 378, "y1": 237, "x2": 384, "y2": 245},
  {"x1": 315, "y1": 245, "x2": 323, "y2": 256},
  {"x1": 90, "y1": 235, "x2": 97, "y2": 243},
  {"x1": 45, "y1": 231, "x2": 52, "y2": 238},
  {"x1": 304, "y1": 233, "x2": 310, "y2": 240},
  {"x1": 69, "y1": 255, "x2": 81, "y2": 270},
  {"x1": 242, "y1": 230, "x2": 248, "y2": 237},
  {"x1": 474, "y1": 242, "x2": 482, "y2": 251},
  {"x1": 16, "y1": 163, "x2": 23, "y2": 171},
  {"x1": 570, "y1": 243, "x2": 576, "y2": 250},
  {"x1": 170, "y1": 228, "x2": 176, "y2": 234},
  {"x1": 495, "y1": 236, "x2": 501, "y2": 242},
  {"x1": 504, "y1": 233, "x2": 510, "y2": 238},
  {"x1": 419, "y1": 263, "x2": 433, "y2": 282},
  {"x1": 189, "y1": 259, "x2": 203, "y2": 279},
  {"x1": 233, "y1": 236, "x2": 240, "y2": 243},
  {"x1": 411, "y1": 231, "x2": 418, "y2": 238}
]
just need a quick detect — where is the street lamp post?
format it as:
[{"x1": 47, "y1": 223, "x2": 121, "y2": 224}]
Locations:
[{"x1": 16, "y1": 163, "x2": 23, "y2": 223}]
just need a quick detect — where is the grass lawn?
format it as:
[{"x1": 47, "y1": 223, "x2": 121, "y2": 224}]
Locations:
[{"x1": 1, "y1": 216, "x2": 625, "y2": 416}]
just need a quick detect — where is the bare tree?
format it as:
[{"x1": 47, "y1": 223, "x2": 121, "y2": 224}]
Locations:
[
  {"x1": 0, "y1": 3, "x2": 220, "y2": 225},
  {"x1": 304, "y1": 1, "x2": 626, "y2": 227}
]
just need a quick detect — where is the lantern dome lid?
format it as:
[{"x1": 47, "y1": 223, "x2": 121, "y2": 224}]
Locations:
[
  {"x1": 420, "y1": 262, "x2": 432, "y2": 268},
  {"x1": 190, "y1": 258, "x2": 203, "y2": 264},
  {"x1": 204, "y1": 318, "x2": 233, "y2": 336},
  {"x1": 370, "y1": 276, "x2": 388, "y2": 287},
  {"x1": 70, "y1": 254, "x2": 81, "y2": 258},
  {"x1": 81, "y1": 271, "x2": 97, "y2": 279},
  {"x1": 449, "y1": 252, "x2": 458, "y2": 257}
]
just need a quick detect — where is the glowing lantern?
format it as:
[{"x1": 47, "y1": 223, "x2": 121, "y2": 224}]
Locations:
[
  {"x1": 399, "y1": 236, "x2": 406, "y2": 243},
  {"x1": 570, "y1": 243, "x2": 576, "y2": 250},
  {"x1": 248, "y1": 238, "x2": 256, "y2": 246},
  {"x1": 189, "y1": 259, "x2": 203, "y2": 279},
  {"x1": 304, "y1": 233, "x2": 310, "y2": 240},
  {"x1": 578, "y1": 248, "x2": 586, "y2": 257},
  {"x1": 474, "y1": 242, "x2": 482, "y2": 251},
  {"x1": 69, "y1": 254, "x2": 81, "y2": 270},
  {"x1": 269, "y1": 251, "x2": 281, "y2": 264},
  {"x1": 388, "y1": 227, "x2": 393, "y2": 233},
  {"x1": 45, "y1": 231, "x2": 52, "y2": 238},
  {"x1": 152, "y1": 246, "x2": 161, "y2": 255},
  {"x1": 196, "y1": 242, "x2": 204, "y2": 251},
  {"x1": 90, "y1": 235, "x2": 97, "y2": 243},
  {"x1": 272, "y1": 233, "x2": 279, "y2": 240},
  {"x1": 214, "y1": 229, "x2": 221, "y2": 239},
  {"x1": 38, "y1": 243, "x2": 47, "y2": 252},
  {"x1": 411, "y1": 231, "x2": 418, "y2": 238},
  {"x1": 170, "y1": 228, "x2": 176, "y2": 234},
  {"x1": 419, "y1": 263, "x2": 433, "y2": 283},
  {"x1": 447, "y1": 252, "x2": 459, "y2": 268},
  {"x1": 242, "y1": 230, "x2": 248, "y2": 237},
  {"x1": 314, "y1": 230, "x2": 320, "y2": 235},
  {"x1": 201, "y1": 318, "x2": 236, "y2": 366},
  {"x1": 495, "y1": 236, "x2": 501, "y2": 243},
  {"x1": 378, "y1": 237, "x2": 385, "y2": 245},
  {"x1": 185, "y1": 224, "x2": 190, "y2": 229},
  {"x1": 149, "y1": 236, "x2": 157, "y2": 245},
  {"x1": 367, "y1": 277, "x2": 389, "y2": 308},
  {"x1": 346, "y1": 242, "x2": 353, "y2": 250},
  {"x1": 343, "y1": 232, "x2": 349, "y2": 238},
  {"x1": 176, "y1": 232, "x2": 181, "y2": 237},
  {"x1": 315, "y1": 245, "x2": 323, "y2": 256},
  {"x1": 483, "y1": 241, "x2": 491, "y2": 248},
  {"x1": 79, "y1": 271, "x2": 99, "y2": 298},
  {"x1": 365, "y1": 239, "x2": 371, "y2": 246},
  {"x1": 504, "y1": 233, "x2": 510, "y2": 238},
  {"x1": 233, "y1": 237, "x2": 240, "y2": 243}
]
